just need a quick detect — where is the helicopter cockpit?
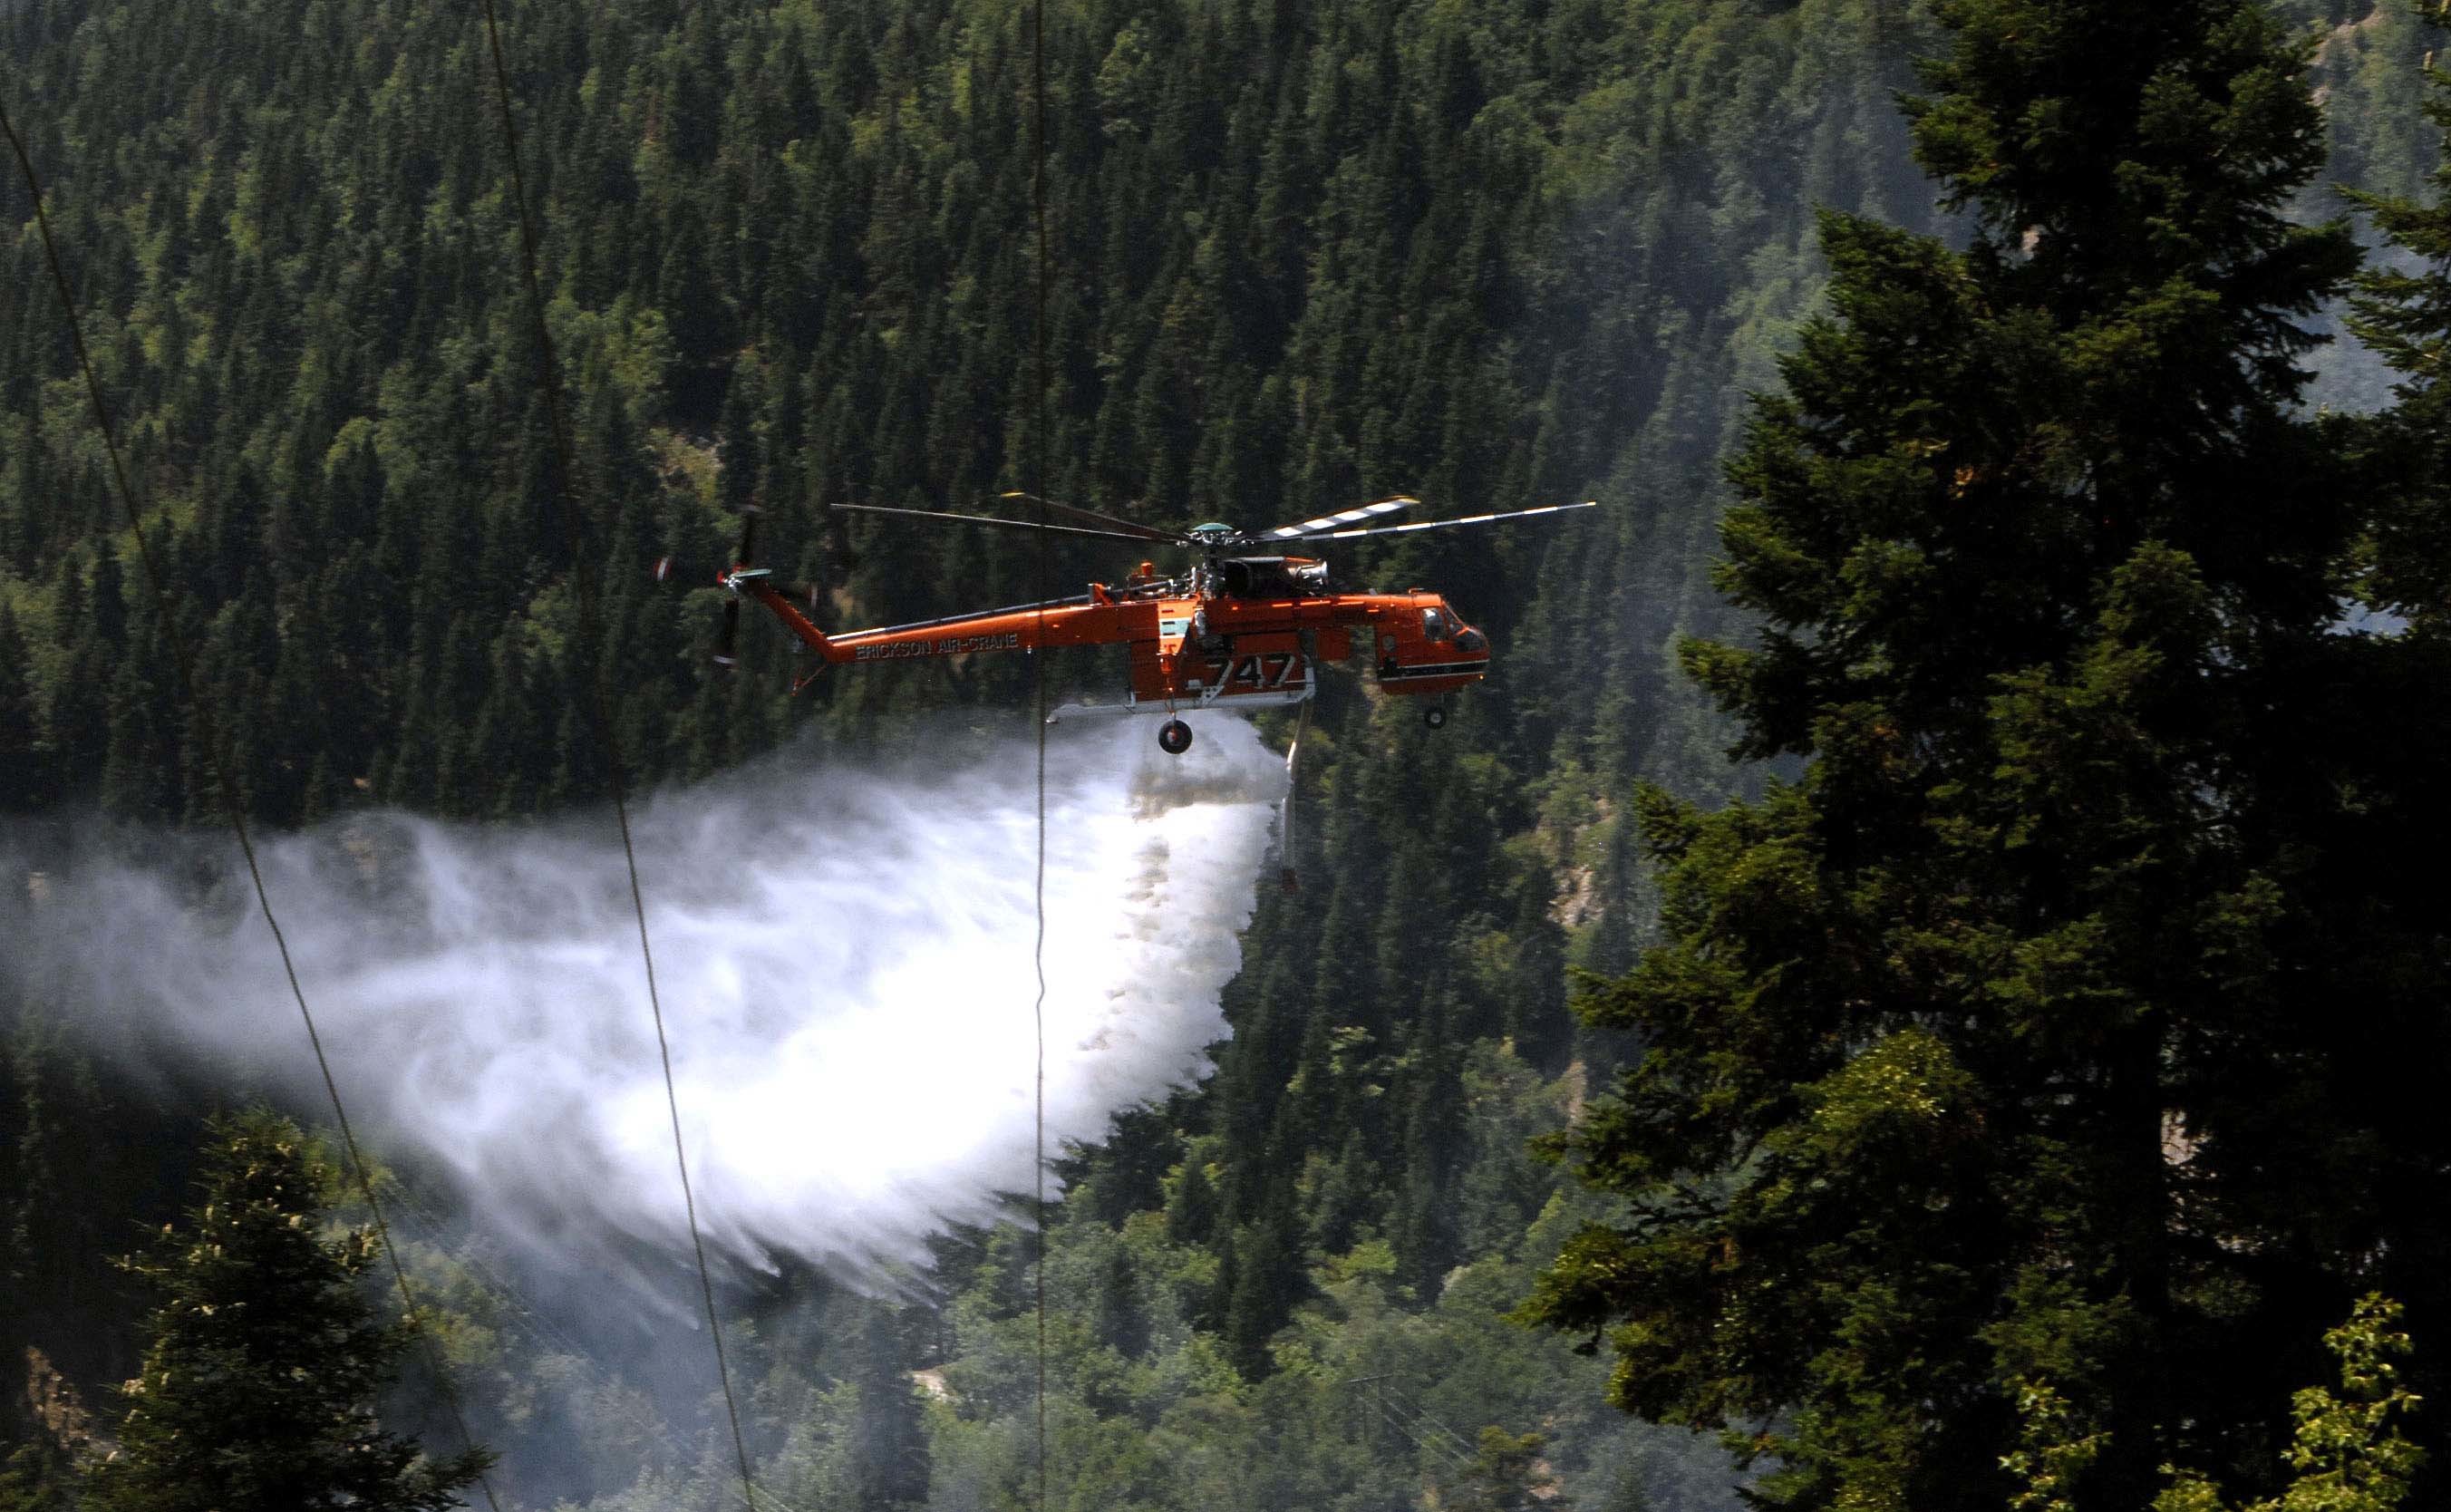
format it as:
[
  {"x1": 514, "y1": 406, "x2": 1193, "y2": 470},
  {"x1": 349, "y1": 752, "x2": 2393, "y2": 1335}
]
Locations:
[{"x1": 1214, "y1": 556, "x2": 1330, "y2": 599}]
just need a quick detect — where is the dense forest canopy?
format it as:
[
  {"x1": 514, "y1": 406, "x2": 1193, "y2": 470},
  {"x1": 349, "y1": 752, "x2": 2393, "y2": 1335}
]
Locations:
[
  {"x1": 2, "y1": 0, "x2": 2446, "y2": 1509},
  {"x1": 0, "y1": 0, "x2": 1965, "y2": 832}
]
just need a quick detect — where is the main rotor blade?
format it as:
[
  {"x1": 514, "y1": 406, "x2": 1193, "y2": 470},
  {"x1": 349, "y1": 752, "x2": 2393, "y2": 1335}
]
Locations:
[
  {"x1": 832, "y1": 501, "x2": 1158, "y2": 543},
  {"x1": 1263, "y1": 495, "x2": 1418, "y2": 539},
  {"x1": 1313, "y1": 500, "x2": 1599, "y2": 539},
  {"x1": 997, "y1": 489, "x2": 1185, "y2": 545},
  {"x1": 714, "y1": 596, "x2": 742, "y2": 668}
]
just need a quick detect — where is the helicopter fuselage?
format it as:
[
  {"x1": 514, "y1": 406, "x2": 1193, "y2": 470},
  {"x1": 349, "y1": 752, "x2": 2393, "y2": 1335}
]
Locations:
[{"x1": 740, "y1": 554, "x2": 1489, "y2": 713}]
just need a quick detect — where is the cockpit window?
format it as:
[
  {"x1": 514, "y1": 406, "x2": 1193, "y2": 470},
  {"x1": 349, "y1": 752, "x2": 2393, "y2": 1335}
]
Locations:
[{"x1": 1422, "y1": 607, "x2": 1450, "y2": 642}]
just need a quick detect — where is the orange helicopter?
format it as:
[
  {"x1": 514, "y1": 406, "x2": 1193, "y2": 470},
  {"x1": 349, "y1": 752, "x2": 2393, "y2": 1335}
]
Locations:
[{"x1": 660, "y1": 491, "x2": 1595, "y2": 755}]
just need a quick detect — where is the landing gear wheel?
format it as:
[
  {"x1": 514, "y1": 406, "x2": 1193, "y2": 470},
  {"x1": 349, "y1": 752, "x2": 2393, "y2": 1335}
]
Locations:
[
  {"x1": 1423, "y1": 705, "x2": 1448, "y2": 730},
  {"x1": 1158, "y1": 718, "x2": 1194, "y2": 755}
]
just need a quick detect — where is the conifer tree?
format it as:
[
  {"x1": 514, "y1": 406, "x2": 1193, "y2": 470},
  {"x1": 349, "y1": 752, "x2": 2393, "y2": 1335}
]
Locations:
[
  {"x1": 1523, "y1": 3, "x2": 2441, "y2": 1508},
  {"x1": 97, "y1": 635, "x2": 169, "y2": 821},
  {"x1": 0, "y1": 605, "x2": 45, "y2": 809},
  {"x1": 82, "y1": 1110, "x2": 492, "y2": 1512},
  {"x1": 0, "y1": 1443, "x2": 73, "y2": 1512},
  {"x1": 44, "y1": 554, "x2": 82, "y2": 651},
  {"x1": 1222, "y1": 1185, "x2": 1303, "y2": 1379},
  {"x1": 1164, "y1": 1148, "x2": 1218, "y2": 1247},
  {"x1": 845, "y1": 1305, "x2": 930, "y2": 1509},
  {"x1": 1449, "y1": 1427, "x2": 1558, "y2": 1512},
  {"x1": 2344, "y1": 17, "x2": 2451, "y2": 634},
  {"x1": 87, "y1": 538, "x2": 125, "y2": 654}
]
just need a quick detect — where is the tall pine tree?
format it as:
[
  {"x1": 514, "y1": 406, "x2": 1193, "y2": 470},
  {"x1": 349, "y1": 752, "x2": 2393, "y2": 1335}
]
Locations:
[
  {"x1": 1524, "y1": 3, "x2": 2451, "y2": 1508},
  {"x1": 0, "y1": 605, "x2": 45, "y2": 809},
  {"x1": 82, "y1": 1110, "x2": 491, "y2": 1512},
  {"x1": 2345, "y1": 15, "x2": 2451, "y2": 636}
]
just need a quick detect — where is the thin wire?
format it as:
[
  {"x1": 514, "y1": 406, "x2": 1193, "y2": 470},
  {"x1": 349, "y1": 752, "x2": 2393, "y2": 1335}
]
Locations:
[
  {"x1": 1385, "y1": 1391, "x2": 1479, "y2": 1459},
  {"x1": 0, "y1": 92, "x2": 504, "y2": 1512},
  {"x1": 1028, "y1": 4, "x2": 1052, "y2": 1509},
  {"x1": 1371, "y1": 1397, "x2": 1474, "y2": 1474},
  {"x1": 468, "y1": 9, "x2": 760, "y2": 1509},
  {"x1": 383, "y1": 1187, "x2": 833, "y2": 1512}
]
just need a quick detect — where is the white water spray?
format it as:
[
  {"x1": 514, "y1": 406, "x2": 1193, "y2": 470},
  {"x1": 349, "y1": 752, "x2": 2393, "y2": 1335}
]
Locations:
[{"x1": 2, "y1": 712, "x2": 1284, "y2": 1277}]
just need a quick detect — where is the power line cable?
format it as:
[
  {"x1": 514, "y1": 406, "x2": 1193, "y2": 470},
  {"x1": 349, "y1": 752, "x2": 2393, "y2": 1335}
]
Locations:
[
  {"x1": 1385, "y1": 1392, "x2": 1478, "y2": 1460},
  {"x1": 1369, "y1": 1396, "x2": 1472, "y2": 1474},
  {"x1": 0, "y1": 88, "x2": 504, "y2": 1512},
  {"x1": 1340, "y1": 1375, "x2": 1479, "y2": 1474},
  {"x1": 466, "y1": 7, "x2": 760, "y2": 1508},
  {"x1": 1384, "y1": 1404, "x2": 1473, "y2": 1472},
  {"x1": 369, "y1": 1187, "x2": 829, "y2": 1512},
  {"x1": 1028, "y1": 4, "x2": 1053, "y2": 1510}
]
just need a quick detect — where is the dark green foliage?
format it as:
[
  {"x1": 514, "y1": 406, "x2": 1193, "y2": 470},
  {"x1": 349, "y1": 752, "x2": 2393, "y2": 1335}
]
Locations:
[
  {"x1": 1453, "y1": 1426, "x2": 1562, "y2": 1512},
  {"x1": 0, "y1": 0, "x2": 1920, "y2": 844},
  {"x1": 2345, "y1": 23, "x2": 2451, "y2": 628},
  {"x1": 1222, "y1": 1182, "x2": 1306, "y2": 1377},
  {"x1": 0, "y1": 1, "x2": 2439, "y2": 1509},
  {"x1": 0, "y1": 1442, "x2": 76, "y2": 1512},
  {"x1": 0, "y1": 607, "x2": 46, "y2": 809},
  {"x1": 0, "y1": 989, "x2": 171, "y2": 1397},
  {"x1": 1529, "y1": 4, "x2": 2451, "y2": 1510},
  {"x1": 1163, "y1": 1143, "x2": 1219, "y2": 1248},
  {"x1": 80, "y1": 1110, "x2": 492, "y2": 1512},
  {"x1": 0, "y1": 30, "x2": 1940, "y2": 1423},
  {"x1": 2153, "y1": 1294, "x2": 2427, "y2": 1512}
]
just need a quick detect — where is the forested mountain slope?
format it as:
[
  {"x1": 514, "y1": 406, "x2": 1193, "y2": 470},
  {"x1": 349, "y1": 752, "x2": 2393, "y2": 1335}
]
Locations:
[
  {"x1": 1, "y1": 0, "x2": 2440, "y2": 1508},
  {"x1": 0, "y1": 0, "x2": 1967, "y2": 838}
]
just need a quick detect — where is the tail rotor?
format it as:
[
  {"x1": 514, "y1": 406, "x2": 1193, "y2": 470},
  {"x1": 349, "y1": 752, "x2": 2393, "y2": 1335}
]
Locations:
[{"x1": 654, "y1": 505, "x2": 827, "y2": 673}]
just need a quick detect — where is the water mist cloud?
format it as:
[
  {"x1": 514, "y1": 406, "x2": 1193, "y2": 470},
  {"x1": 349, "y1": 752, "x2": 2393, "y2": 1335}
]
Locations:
[{"x1": 2, "y1": 714, "x2": 1284, "y2": 1278}]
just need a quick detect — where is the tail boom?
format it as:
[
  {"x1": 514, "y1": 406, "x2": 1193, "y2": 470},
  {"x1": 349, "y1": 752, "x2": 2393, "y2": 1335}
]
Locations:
[
  {"x1": 741, "y1": 583, "x2": 1140, "y2": 670},
  {"x1": 743, "y1": 580, "x2": 848, "y2": 664}
]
